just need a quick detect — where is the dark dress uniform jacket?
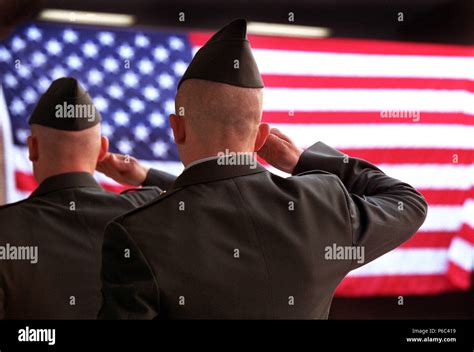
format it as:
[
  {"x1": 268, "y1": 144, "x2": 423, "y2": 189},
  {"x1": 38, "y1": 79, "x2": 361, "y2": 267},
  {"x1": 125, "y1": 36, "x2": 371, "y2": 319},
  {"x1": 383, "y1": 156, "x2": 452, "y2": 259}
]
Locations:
[
  {"x1": 0, "y1": 172, "x2": 168, "y2": 319},
  {"x1": 100, "y1": 142, "x2": 428, "y2": 319}
]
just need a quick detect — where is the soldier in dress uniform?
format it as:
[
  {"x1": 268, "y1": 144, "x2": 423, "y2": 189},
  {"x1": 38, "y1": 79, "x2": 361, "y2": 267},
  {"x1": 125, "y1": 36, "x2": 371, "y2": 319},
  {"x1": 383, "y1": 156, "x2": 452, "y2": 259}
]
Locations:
[
  {"x1": 0, "y1": 77, "x2": 172, "y2": 319},
  {"x1": 99, "y1": 19, "x2": 427, "y2": 319}
]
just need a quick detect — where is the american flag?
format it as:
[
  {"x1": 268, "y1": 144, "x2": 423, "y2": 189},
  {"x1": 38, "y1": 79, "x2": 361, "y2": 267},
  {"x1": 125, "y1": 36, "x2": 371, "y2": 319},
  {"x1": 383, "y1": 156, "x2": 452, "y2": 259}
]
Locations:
[{"x1": 0, "y1": 21, "x2": 473, "y2": 297}]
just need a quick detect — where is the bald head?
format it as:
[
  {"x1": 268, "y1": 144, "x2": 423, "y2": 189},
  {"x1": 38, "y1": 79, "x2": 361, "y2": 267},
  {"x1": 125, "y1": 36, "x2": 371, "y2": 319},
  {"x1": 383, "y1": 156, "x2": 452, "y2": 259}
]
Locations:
[
  {"x1": 28, "y1": 124, "x2": 108, "y2": 183},
  {"x1": 176, "y1": 79, "x2": 263, "y2": 145}
]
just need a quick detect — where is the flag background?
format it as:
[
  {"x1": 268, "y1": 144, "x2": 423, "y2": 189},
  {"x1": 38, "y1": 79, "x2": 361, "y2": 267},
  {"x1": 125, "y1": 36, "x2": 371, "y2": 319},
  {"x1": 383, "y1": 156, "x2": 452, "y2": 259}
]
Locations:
[{"x1": 0, "y1": 21, "x2": 473, "y2": 298}]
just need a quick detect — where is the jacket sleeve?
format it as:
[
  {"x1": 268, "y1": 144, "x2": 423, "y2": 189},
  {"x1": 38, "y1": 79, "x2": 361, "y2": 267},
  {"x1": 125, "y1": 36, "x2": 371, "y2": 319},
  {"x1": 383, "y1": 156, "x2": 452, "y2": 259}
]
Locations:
[
  {"x1": 293, "y1": 141, "x2": 428, "y2": 269},
  {"x1": 99, "y1": 221, "x2": 160, "y2": 319},
  {"x1": 142, "y1": 169, "x2": 177, "y2": 190}
]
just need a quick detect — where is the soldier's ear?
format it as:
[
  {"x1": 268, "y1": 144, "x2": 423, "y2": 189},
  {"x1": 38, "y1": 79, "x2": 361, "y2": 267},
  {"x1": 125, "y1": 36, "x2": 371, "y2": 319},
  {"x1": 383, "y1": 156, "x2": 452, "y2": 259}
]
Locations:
[
  {"x1": 98, "y1": 136, "x2": 109, "y2": 161},
  {"x1": 254, "y1": 123, "x2": 270, "y2": 152},
  {"x1": 27, "y1": 135, "x2": 39, "y2": 162},
  {"x1": 169, "y1": 114, "x2": 186, "y2": 145}
]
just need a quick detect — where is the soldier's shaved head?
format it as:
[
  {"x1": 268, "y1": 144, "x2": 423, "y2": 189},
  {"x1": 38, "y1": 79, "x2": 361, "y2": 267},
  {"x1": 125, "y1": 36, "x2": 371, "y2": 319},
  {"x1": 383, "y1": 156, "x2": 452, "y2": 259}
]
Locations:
[
  {"x1": 28, "y1": 124, "x2": 108, "y2": 183},
  {"x1": 171, "y1": 79, "x2": 269, "y2": 166},
  {"x1": 177, "y1": 80, "x2": 263, "y2": 143}
]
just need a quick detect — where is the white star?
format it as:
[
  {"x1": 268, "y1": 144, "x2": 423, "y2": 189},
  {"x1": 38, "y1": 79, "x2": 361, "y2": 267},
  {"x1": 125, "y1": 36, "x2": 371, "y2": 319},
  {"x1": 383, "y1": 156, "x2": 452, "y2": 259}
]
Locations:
[
  {"x1": 128, "y1": 98, "x2": 145, "y2": 113},
  {"x1": 83, "y1": 41, "x2": 99, "y2": 58},
  {"x1": 63, "y1": 29, "x2": 79, "y2": 43},
  {"x1": 164, "y1": 99, "x2": 175, "y2": 114},
  {"x1": 122, "y1": 72, "x2": 139, "y2": 88},
  {"x1": 118, "y1": 44, "x2": 134, "y2": 59},
  {"x1": 26, "y1": 26, "x2": 42, "y2": 41},
  {"x1": 50, "y1": 66, "x2": 67, "y2": 80},
  {"x1": 138, "y1": 59, "x2": 153, "y2": 74},
  {"x1": 101, "y1": 122, "x2": 115, "y2": 137},
  {"x1": 67, "y1": 54, "x2": 83, "y2": 70},
  {"x1": 16, "y1": 128, "x2": 30, "y2": 143},
  {"x1": 16, "y1": 129, "x2": 29, "y2": 143},
  {"x1": 98, "y1": 32, "x2": 115, "y2": 46},
  {"x1": 149, "y1": 112, "x2": 165, "y2": 127},
  {"x1": 10, "y1": 98, "x2": 26, "y2": 115},
  {"x1": 46, "y1": 39, "x2": 62, "y2": 55},
  {"x1": 0, "y1": 46, "x2": 11, "y2": 62},
  {"x1": 107, "y1": 84, "x2": 124, "y2": 99},
  {"x1": 143, "y1": 86, "x2": 160, "y2": 101},
  {"x1": 102, "y1": 56, "x2": 119, "y2": 72},
  {"x1": 153, "y1": 46, "x2": 169, "y2": 62},
  {"x1": 11, "y1": 37, "x2": 26, "y2": 51},
  {"x1": 23, "y1": 88, "x2": 38, "y2": 104},
  {"x1": 134, "y1": 124, "x2": 149, "y2": 141},
  {"x1": 4, "y1": 73, "x2": 17, "y2": 88},
  {"x1": 158, "y1": 73, "x2": 174, "y2": 89},
  {"x1": 173, "y1": 60, "x2": 187, "y2": 76},
  {"x1": 117, "y1": 138, "x2": 134, "y2": 154},
  {"x1": 151, "y1": 141, "x2": 168, "y2": 157},
  {"x1": 93, "y1": 96, "x2": 109, "y2": 112},
  {"x1": 114, "y1": 111, "x2": 129, "y2": 126},
  {"x1": 38, "y1": 77, "x2": 51, "y2": 92},
  {"x1": 88, "y1": 69, "x2": 103, "y2": 85},
  {"x1": 169, "y1": 37, "x2": 184, "y2": 50},
  {"x1": 17, "y1": 65, "x2": 31, "y2": 78},
  {"x1": 135, "y1": 34, "x2": 150, "y2": 47},
  {"x1": 31, "y1": 51, "x2": 47, "y2": 67}
]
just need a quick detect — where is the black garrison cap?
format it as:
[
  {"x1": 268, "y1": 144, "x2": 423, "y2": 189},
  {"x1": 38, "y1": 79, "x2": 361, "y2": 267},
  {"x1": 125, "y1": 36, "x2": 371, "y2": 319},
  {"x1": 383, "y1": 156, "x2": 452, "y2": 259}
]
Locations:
[
  {"x1": 178, "y1": 19, "x2": 264, "y2": 89},
  {"x1": 28, "y1": 77, "x2": 101, "y2": 131}
]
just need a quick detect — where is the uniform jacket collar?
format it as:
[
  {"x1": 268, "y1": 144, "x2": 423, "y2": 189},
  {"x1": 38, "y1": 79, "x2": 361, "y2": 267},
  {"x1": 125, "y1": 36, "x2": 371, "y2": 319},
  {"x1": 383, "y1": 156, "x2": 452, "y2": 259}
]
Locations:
[
  {"x1": 172, "y1": 158, "x2": 267, "y2": 189},
  {"x1": 30, "y1": 172, "x2": 102, "y2": 198}
]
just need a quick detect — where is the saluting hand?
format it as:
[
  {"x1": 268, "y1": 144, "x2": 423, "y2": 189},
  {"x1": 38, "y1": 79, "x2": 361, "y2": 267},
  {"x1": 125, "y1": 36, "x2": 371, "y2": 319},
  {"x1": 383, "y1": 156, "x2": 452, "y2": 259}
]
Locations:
[
  {"x1": 257, "y1": 128, "x2": 303, "y2": 174},
  {"x1": 96, "y1": 153, "x2": 150, "y2": 186}
]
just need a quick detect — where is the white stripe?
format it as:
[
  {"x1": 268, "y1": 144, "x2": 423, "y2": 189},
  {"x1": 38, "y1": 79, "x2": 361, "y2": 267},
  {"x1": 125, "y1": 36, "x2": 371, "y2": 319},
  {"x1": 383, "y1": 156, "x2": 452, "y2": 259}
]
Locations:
[
  {"x1": 273, "y1": 124, "x2": 474, "y2": 149},
  {"x1": 263, "y1": 88, "x2": 474, "y2": 114},
  {"x1": 377, "y1": 164, "x2": 474, "y2": 190},
  {"x1": 348, "y1": 248, "x2": 448, "y2": 276},
  {"x1": 447, "y1": 237, "x2": 474, "y2": 271},
  {"x1": 461, "y1": 199, "x2": 474, "y2": 229},
  {"x1": 253, "y1": 49, "x2": 474, "y2": 80},
  {"x1": 420, "y1": 205, "x2": 470, "y2": 232}
]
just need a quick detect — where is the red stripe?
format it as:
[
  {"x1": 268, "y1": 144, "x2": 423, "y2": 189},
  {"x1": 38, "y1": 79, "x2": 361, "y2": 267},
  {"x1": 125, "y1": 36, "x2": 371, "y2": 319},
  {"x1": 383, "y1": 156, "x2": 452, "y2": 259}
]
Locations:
[
  {"x1": 259, "y1": 148, "x2": 473, "y2": 165},
  {"x1": 190, "y1": 33, "x2": 474, "y2": 57},
  {"x1": 262, "y1": 111, "x2": 474, "y2": 125},
  {"x1": 447, "y1": 262, "x2": 472, "y2": 290},
  {"x1": 101, "y1": 183, "x2": 129, "y2": 193},
  {"x1": 400, "y1": 231, "x2": 457, "y2": 248},
  {"x1": 418, "y1": 189, "x2": 474, "y2": 205},
  {"x1": 262, "y1": 75, "x2": 474, "y2": 91},
  {"x1": 399, "y1": 228, "x2": 474, "y2": 248},
  {"x1": 337, "y1": 148, "x2": 473, "y2": 165},
  {"x1": 335, "y1": 274, "x2": 463, "y2": 296}
]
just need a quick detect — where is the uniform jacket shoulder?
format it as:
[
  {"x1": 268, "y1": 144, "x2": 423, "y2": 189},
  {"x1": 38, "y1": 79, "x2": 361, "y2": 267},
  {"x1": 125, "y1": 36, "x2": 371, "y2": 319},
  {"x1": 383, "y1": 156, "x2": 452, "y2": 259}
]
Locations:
[{"x1": 114, "y1": 186, "x2": 184, "y2": 225}]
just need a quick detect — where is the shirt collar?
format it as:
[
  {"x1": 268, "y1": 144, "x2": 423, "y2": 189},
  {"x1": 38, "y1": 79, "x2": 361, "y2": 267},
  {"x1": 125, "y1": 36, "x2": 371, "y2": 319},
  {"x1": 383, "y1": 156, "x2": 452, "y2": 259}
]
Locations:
[
  {"x1": 30, "y1": 172, "x2": 102, "y2": 198},
  {"x1": 185, "y1": 156, "x2": 220, "y2": 170}
]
